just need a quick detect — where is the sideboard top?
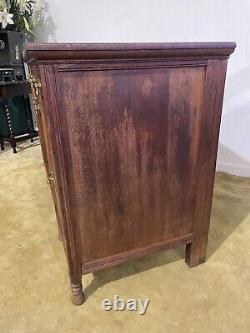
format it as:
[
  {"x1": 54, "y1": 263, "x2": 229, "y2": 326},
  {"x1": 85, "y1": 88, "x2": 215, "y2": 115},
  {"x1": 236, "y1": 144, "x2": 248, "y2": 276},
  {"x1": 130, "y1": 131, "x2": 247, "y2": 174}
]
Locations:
[{"x1": 26, "y1": 42, "x2": 236, "y2": 63}]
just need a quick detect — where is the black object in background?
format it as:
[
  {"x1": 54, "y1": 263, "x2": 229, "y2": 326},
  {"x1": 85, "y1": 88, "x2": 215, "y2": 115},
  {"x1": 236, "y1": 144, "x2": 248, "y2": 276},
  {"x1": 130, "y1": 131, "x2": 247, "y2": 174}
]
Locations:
[{"x1": 0, "y1": 31, "x2": 38, "y2": 153}]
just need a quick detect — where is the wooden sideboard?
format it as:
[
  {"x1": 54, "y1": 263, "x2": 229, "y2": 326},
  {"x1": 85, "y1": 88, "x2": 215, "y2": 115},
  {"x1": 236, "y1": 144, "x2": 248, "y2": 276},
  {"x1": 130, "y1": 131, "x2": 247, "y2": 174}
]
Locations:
[{"x1": 26, "y1": 42, "x2": 236, "y2": 305}]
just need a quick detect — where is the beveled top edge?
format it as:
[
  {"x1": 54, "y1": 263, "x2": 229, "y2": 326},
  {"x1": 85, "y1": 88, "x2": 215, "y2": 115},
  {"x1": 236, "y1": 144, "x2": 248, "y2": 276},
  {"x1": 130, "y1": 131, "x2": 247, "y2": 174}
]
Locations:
[
  {"x1": 26, "y1": 42, "x2": 236, "y2": 62},
  {"x1": 26, "y1": 42, "x2": 236, "y2": 51}
]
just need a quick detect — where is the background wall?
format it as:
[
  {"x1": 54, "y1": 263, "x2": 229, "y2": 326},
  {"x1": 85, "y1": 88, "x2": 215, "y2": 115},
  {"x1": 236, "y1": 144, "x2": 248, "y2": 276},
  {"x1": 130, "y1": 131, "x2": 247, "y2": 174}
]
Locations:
[{"x1": 38, "y1": 0, "x2": 250, "y2": 177}]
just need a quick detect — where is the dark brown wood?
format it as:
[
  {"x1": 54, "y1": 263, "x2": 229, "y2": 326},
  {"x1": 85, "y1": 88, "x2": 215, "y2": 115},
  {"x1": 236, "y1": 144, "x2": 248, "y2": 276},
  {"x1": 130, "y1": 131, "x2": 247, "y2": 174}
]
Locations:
[{"x1": 26, "y1": 42, "x2": 236, "y2": 305}]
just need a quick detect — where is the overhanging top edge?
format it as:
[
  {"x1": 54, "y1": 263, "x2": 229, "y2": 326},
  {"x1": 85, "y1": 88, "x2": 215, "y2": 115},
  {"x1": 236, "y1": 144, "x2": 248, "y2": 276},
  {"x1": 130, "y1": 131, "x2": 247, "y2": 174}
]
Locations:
[{"x1": 25, "y1": 42, "x2": 236, "y2": 63}]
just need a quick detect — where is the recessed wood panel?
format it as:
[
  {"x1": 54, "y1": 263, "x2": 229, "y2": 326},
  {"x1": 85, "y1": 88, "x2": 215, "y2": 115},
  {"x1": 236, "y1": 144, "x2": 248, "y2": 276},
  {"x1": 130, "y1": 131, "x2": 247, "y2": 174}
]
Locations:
[{"x1": 56, "y1": 66, "x2": 205, "y2": 263}]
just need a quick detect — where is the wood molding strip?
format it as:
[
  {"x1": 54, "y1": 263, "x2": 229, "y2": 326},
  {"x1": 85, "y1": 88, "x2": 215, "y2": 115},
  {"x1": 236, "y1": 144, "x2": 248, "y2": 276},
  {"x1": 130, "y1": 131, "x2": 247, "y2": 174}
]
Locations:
[
  {"x1": 26, "y1": 42, "x2": 236, "y2": 63},
  {"x1": 82, "y1": 233, "x2": 193, "y2": 274}
]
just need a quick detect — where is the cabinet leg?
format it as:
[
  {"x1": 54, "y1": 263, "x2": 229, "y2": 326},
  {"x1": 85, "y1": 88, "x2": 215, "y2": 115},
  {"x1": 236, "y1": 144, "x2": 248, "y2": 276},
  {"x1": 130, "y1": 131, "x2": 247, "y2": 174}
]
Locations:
[
  {"x1": 199, "y1": 235, "x2": 208, "y2": 264},
  {"x1": 0, "y1": 139, "x2": 4, "y2": 150},
  {"x1": 185, "y1": 242, "x2": 201, "y2": 268},
  {"x1": 71, "y1": 281, "x2": 85, "y2": 306},
  {"x1": 11, "y1": 137, "x2": 17, "y2": 154}
]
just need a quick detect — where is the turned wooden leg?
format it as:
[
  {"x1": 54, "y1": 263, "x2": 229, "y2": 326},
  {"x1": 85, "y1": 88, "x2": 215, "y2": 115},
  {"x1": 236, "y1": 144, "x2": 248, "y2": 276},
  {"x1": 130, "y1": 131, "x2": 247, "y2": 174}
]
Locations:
[{"x1": 71, "y1": 281, "x2": 85, "y2": 306}]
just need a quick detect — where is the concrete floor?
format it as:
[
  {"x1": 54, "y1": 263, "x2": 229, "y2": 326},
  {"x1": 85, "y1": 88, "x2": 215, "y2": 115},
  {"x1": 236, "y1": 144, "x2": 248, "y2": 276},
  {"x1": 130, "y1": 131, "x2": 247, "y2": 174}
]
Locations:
[{"x1": 0, "y1": 141, "x2": 250, "y2": 333}]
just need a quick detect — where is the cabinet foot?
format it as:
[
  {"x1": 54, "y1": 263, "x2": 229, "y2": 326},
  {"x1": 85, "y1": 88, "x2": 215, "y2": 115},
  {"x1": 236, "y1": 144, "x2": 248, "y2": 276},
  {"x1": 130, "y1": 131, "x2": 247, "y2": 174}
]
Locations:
[
  {"x1": 71, "y1": 282, "x2": 85, "y2": 306},
  {"x1": 185, "y1": 242, "x2": 201, "y2": 267}
]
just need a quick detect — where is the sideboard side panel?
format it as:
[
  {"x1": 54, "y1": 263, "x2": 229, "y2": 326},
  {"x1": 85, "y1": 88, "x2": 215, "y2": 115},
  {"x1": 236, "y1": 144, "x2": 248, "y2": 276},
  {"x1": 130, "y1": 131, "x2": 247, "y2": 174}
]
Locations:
[{"x1": 53, "y1": 64, "x2": 206, "y2": 265}]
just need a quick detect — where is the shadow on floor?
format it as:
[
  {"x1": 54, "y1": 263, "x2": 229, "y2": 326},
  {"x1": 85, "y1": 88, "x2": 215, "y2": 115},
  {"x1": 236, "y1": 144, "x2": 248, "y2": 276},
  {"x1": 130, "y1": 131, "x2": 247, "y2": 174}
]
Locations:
[{"x1": 84, "y1": 246, "x2": 185, "y2": 300}]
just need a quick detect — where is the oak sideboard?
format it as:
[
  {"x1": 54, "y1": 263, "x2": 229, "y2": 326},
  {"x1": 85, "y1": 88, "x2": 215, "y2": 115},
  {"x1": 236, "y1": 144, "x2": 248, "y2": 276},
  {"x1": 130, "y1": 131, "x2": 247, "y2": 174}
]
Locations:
[{"x1": 26, "y1": 42, "x2": 236, "y2": 305}]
